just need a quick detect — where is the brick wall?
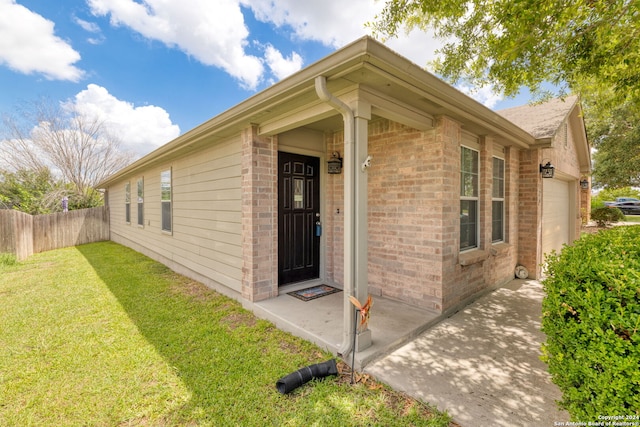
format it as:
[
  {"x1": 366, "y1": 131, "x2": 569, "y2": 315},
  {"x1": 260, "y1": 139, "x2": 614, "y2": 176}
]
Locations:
[
  {"x1": 326, "y1": 131, "x2": 345, "y2": 286},
  {"x1": 517, "y1": 148, "x2": 542, "y2": 278},
  {"x1": 325, "y1": 116, "x2": 521, "y2": 313},
  {"x1": 367, "y1": 118, "x2": 445, "y2": 310},
  {"x1": 241, "y1": 125, "x2": 278, "y2": 301}
]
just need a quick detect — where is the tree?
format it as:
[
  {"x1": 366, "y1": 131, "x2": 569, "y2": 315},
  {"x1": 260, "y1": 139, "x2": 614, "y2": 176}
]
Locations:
[
  {"x1": 588, "y1": 104, "x2": 640, "y2": 188},
  {"x1": 0, "y1": 168, "x2": 61, "y2": 214},
  {"x1": 371, "y1": 0, "x2": 640, "y2": 105},
  {"x1": 1, "y1": 98, "x2": 134, "y2": 208},
  {"x1": 371, "y1": 0, "x2": 640, "y2": 189}
]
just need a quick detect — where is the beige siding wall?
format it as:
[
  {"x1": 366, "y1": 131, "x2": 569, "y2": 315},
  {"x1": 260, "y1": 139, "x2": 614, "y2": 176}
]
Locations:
[{"x1": 108, "y1": 137, "x2": 242, "y2": 294}]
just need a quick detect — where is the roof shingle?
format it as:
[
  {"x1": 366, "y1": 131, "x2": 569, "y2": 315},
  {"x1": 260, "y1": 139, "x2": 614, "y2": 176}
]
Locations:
[{"x1": 497, "y1": 95, "x2": 578, "y2": 139}]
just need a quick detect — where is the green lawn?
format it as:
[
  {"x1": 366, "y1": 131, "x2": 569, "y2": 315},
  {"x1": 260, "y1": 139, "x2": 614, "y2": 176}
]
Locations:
[
  {"x1": 0, "y1": 242, "x2": 452, "y2": 426},
  {"x1": 625, "y1": 214, "x2": 640, "y2": 223}
]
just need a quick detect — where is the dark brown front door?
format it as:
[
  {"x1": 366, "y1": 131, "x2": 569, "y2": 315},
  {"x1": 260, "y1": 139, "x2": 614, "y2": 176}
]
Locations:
[{"x1": 278, "y1": 152, "x2": 320, "y2": 286}]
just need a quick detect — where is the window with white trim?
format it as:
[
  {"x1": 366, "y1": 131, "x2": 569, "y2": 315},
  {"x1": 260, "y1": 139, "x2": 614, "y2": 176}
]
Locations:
[
  {"x1": 460, "y1": 146, "x2": 479, "y2": 251},
  {"x1": 137, "y1": 178, "x2": 144, "y2": 226},
  {"x1": 125, "y1": 182, "x2": 131, "y2": 224},
  {"x1": 492, "y1": 157, "x2": 505, "y2": 243},
  {"x1": 161, "y1": 169, "x2": 172, "y2": 232}
]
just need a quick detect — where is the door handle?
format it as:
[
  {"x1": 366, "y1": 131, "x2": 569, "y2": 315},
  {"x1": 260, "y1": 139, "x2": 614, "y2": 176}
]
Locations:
[{"x1": 315, "y1": 213, "x2": 322, "y2": 237}]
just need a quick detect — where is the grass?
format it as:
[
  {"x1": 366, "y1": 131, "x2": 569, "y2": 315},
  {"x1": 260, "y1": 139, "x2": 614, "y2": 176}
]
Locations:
[
  {"x1": 0, "y1": 252, "x2": 17, "y2": 266},
  {"x1": 0, "y1": 242, "x2": 453, "y2": 426},
  {"x1": 625, "y1": 214, "x2": 640, "y2": 223}
]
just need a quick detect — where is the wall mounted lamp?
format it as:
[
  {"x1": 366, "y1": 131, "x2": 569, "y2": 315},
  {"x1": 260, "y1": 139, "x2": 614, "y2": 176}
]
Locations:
[
  {"x1": 539, "y1": 161, "x2": 555, "y2": 178},
  {"x1": 327, "y1": 151, "x2": 342, "y2": 174},
  {"x1": 580, "y1": 179, "x2": 590, "y2": 190}
]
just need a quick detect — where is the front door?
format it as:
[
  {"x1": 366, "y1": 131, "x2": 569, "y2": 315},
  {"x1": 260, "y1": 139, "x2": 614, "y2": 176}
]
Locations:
[{"x1": 278, "y1": 152, "x2": 320, "y2": 286}]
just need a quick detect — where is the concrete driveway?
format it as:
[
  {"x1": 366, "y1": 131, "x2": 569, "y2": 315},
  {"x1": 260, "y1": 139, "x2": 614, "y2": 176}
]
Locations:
[{"x1": 365, "y1": 279, "x2": 570, "y2": 427}]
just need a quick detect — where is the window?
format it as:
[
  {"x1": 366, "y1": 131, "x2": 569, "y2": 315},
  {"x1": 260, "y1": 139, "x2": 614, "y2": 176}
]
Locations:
[
  {"x1": 161, "y1": 169, "x2": 172, "y2": 232},
  {"x1": 125, "y1": 182, "x2": 131, "y2": 223},
  {"x1": 137, "y1": 178, "x2": 144, "y2": 226},
  {"x1": 460, "y1": 146, "x2": 479, "y2": 251},
  {"x1": 492, "y1": 157, "x2": 505, "y2": 243}
]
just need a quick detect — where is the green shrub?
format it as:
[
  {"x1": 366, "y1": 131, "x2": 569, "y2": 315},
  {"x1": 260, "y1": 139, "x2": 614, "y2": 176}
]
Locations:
[
  {"x1": 591, "y1": 206, "x2": 625, "y2": 226},
  {"x1": 541, "y1": 226, "x2": 640, "y2": 420}
]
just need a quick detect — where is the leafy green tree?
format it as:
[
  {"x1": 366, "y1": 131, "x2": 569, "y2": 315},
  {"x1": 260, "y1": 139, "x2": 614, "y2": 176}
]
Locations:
[
  {"x1": 586, "y1": 102, "x2": 640, "y2": 188},
  {"x1": 0, "y1": 169, "x2": 60, "y2": 214},
  {"x1": 371, "y1": 0, "x2": 640, "y2": 188},
  {"x1": 371, "y1": 0, "x2": 640, "y2": 105}
]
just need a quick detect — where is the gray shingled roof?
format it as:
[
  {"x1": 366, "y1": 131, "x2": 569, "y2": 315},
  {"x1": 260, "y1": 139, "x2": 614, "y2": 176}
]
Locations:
[{"x1": 496, "y1": 95, "x2": 578, "y2": 139}]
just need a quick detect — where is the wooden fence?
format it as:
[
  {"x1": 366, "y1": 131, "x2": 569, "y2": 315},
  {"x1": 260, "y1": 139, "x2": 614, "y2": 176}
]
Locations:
[{"x1": 0, "y1": 206, "x2": 109, "y2": 260}]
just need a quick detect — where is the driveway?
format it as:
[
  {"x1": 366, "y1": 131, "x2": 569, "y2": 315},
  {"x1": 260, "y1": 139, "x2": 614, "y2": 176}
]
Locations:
[{"x1": 365, "y1": 279, "x2": 570, "y2": 426}]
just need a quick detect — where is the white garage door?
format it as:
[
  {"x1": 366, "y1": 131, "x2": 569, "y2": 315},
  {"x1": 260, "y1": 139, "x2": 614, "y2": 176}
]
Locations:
[{"x1": 542, "y1": 179, "x2": 571, "y2": 262}]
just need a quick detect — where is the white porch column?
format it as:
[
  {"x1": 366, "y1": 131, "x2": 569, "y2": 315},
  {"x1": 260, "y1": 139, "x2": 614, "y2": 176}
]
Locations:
[
  {"x1": 351, "y1": 100, "x2": 371, "y2": 351},
  {"x1": 314, "y1": 76, "x2": 371, "y2": 356}
]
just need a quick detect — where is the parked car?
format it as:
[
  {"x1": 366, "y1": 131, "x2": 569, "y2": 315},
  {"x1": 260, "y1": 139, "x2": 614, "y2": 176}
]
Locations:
[
  {"x1": 608, "y1": 201, "x2": 640, "y2": 215},
  {"x1": 604, "y1": 197, "x2": 640, "y2": 206}
]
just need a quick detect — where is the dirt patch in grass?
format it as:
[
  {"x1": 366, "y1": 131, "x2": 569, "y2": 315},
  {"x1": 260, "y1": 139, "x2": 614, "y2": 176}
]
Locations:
[
  {"x1": 167, "y1": 275, "x2": 217, "y2": 302},
  {"x1": 220, "y1": 311, "x2": 257, "y2": 330},
  {"x1": 334, "y1": 361, "x2": 462, "y2": 426}
]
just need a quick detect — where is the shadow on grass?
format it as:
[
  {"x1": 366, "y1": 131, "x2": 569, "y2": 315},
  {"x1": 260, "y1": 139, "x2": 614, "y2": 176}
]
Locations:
[{"x1": 76, "y1": 242, "x2": 343, "y2": 425}]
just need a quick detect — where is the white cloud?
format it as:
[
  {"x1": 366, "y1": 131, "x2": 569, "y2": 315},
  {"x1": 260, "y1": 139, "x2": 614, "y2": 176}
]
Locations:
[
  {"x1": 0, "y1": 0, "x2": 84, "y2": 81},
  {"x1": 74, "y1": 17, "x2": 101, "y2": 33},
  {"x1": 84, "y1": 0, "x2": 455, "y2": 93},
  {"x1": 243, "y1": 0, "x2": 379, "y2": 48},
  {"x1": 384, "y1": 30, "x2": 442, "y2": 70},
  {"x1": 264, "y1": 44, "x2": 303, "y2": 80},
  {"x1": 70, "y1": 84, "x2": 180, "y2": 156},
  {"x1": 243, "y1": 0, "x2": 443, "y2": 69},
  {"x1": 457, "y1": 84, "x2": 504, "y2": 109},
  {"x1": 74, "y1": 16, "x2": 105, "y2": 44},
  {"x1": 84, "y1": 0, "x2": 444, "y2": 89},
  {"x1": 87, "y1": 0, "x2": 265, "y2": 89}
]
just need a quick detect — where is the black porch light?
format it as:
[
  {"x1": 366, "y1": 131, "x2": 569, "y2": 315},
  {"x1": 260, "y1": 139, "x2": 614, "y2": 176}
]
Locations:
[
  {"x1": 327, "y1": 151, "x2": 342, "y2": 174},
  {"x1": 580, "y1": 179, "x2": 589, "y2": 190},
  {"x1": 539, "y1": 161, "x2": 555, "y2": 178}
]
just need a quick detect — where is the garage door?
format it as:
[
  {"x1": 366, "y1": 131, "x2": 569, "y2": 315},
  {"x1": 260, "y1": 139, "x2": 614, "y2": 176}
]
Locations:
[{"x1": 542, "y1": 179, "x2": 571, "y2": 262}]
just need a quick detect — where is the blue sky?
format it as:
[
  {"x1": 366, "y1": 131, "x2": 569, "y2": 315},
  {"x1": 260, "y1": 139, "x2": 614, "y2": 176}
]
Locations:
[{"x1": 1, "y1": 0, "x2": 533, "y2": 158}]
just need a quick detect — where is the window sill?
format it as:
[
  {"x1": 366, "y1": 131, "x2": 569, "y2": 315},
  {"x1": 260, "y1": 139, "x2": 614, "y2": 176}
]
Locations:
[
  {"x1": 458, "y1": 250, "x2": 488, "y2": 266},
  {"x1": 459, "y1": 243, "x2": 512, "y2": 266},
  {"x1": 491, "y1": 242, "x2": 511, "y2": 255}
]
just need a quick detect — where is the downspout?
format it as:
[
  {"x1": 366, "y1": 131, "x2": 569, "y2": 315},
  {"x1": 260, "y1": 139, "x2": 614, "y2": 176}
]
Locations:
[{"x1": 314, "y1": 76, "x2": 355, "y2": 358}]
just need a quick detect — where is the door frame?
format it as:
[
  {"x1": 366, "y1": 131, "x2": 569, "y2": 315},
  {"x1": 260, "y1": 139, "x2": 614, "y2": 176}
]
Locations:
[{"x1": 277, "y1": 149, "x2": 326, "y2": 287}]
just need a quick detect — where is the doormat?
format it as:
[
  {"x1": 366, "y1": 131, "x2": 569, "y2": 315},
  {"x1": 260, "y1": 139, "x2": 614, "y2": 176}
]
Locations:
[{"x1": 288, "y1": 285, "x2": 342, "y2": 301}]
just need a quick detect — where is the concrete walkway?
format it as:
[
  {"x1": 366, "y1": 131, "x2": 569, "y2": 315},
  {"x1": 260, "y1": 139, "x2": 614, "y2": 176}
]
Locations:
[{"x1": 365, "y1": 279, "x2": 570, "y2": 427}]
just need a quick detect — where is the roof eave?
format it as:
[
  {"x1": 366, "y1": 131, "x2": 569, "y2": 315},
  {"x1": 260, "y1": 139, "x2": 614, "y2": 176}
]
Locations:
[{"x1": 98, "y1": 37, "x2": 536, "y2": 188}]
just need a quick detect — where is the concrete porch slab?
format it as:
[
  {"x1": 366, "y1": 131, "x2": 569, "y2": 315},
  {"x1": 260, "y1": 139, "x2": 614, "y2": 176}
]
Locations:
[{"x1": 249, "y1": 283, "x2": 441, "y2": 369}]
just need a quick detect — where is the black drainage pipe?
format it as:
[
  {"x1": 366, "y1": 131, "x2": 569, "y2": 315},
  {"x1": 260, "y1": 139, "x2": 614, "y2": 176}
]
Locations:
[{"x1": 276, "y1": 359, "x2": 338, "y2": 394}]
